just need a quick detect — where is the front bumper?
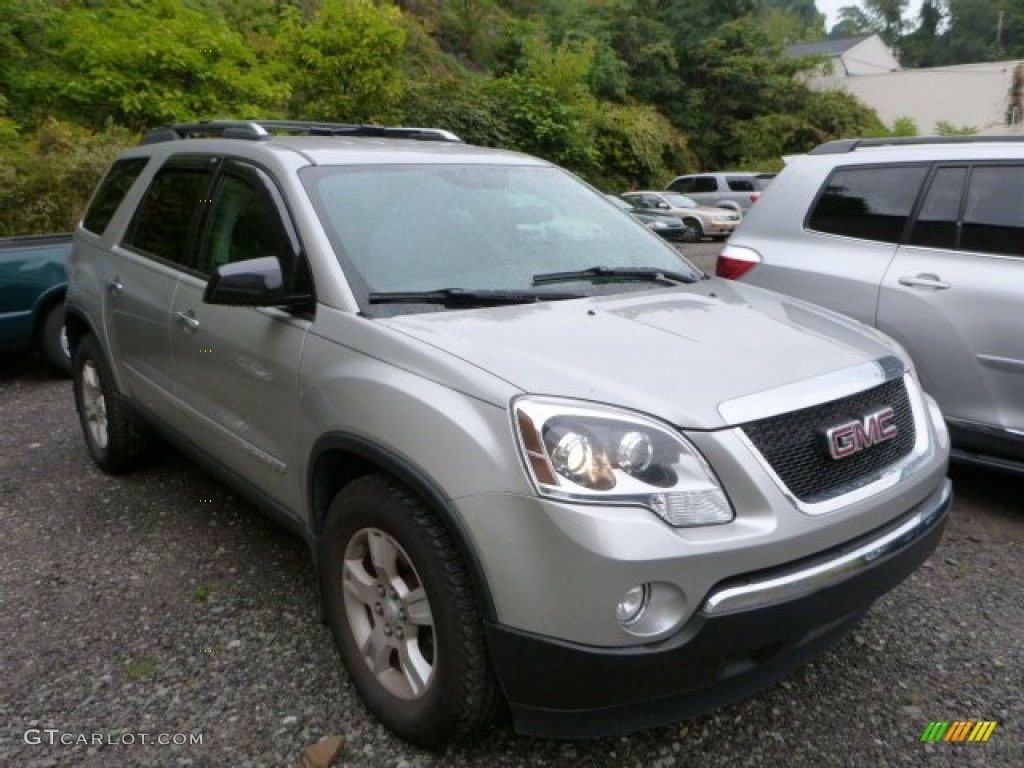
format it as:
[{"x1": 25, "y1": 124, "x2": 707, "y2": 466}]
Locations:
[{"x1": 485, "y1": 479, "x2": 951, "y2": 739}]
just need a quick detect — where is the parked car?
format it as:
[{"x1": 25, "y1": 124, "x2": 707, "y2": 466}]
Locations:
[
  {"x1": 0, "y1": 233, "x2": 72, "y2": 373},
  {"x1": 67, "y1": 120, "x2": 950, "y2": 746},
  {"x1": 621, "y1": 191, "x2": 741, "y2": 241},
  {"x1": 665, "y1": 172, "x2": 775, "y2": 211},
  {"x1": 719, "y1": 135, "x2": 1024, "y2": 474},
  {"x1": 604, "y1": 194, "x2": 694, "y2": 242}
]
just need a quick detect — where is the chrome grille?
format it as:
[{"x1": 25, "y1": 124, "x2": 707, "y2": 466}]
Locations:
[{"x1": 740, "y1": 378, "x2": 915, "y2": 504}]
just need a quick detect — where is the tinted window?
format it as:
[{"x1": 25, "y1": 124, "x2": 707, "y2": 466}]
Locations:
[
  {"x1": 691, "y1": 176, "x2": 717, "y2": 193},
  {"x1": 198, "y1": 162, "x2": 311, "y2": 293},
  {"x1": 123, "y1": 158, "x2": 216, "y2": 267},
  {"x1": 961, "y1": 166, "x2": 1024, "y2": 257},
  {"x1": 726, "y1": 178, "x2": 756, "y2": 192},
  {"x1": 808, "y1": 165, "x2": 928, "y2": 243},
  {"x1": 82, "y1": 158, "x2": 148, "y2": 234},
  {"x1": 909, "y1": 167, "x2": 966, "y2": 249},
  {"x1": 667, "y1": 177, "x2": 695, "y2": 193}
]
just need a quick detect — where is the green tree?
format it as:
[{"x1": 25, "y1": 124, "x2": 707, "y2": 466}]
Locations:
[
  {"x1": 283, "y1": 0, "x2": 407, "y2": 122},
  {"x1": 7, "y1": 0, "x2": 286, "y2": 131}
]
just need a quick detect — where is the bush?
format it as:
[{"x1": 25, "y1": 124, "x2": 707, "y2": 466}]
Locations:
[{"x1": 0, "y1": 121, "x2": 135, "y2": 237}]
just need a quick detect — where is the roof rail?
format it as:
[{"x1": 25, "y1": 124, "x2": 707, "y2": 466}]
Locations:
[
  {"x1": 809, "y1": 135, "x2": 1024, "y2": 155},
  {"x1": 140, "y1": 120, "x2": 462, "y2": 145}
]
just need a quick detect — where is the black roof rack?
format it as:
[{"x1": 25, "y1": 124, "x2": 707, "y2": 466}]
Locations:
[
  {"x1": 809, "y1": 135, "x2": 1024, "y2": 155},
  {"x1": 140, "y1": 120, "x2": 462, "y2": 145}
]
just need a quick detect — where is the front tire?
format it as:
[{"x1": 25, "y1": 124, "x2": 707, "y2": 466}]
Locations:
[
  {"x1": 682, "y1": 218, "x2": 703, "y2": 242},
  {"x1": 322, "y1": 475, "x2": 498, "y2": 747},
  {"x1": 72, "y1": 334, "x2": 156, "y2": 473}
]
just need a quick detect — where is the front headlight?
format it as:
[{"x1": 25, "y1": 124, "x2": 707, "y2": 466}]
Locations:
[
  {"x1": 513, "y1": 397, "x2": 733, "y2": 527},
  {"x1": 647, "y1": 220, "x2": 670, "y2": 230}
]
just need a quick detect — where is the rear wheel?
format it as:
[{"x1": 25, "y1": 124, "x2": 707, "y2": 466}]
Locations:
[
  {"x1": 682, "y1": 218, "x2": 703, "y2": 242},
  {"x1": 39, "y1": 302, "x2": 71, "y2": 375},
  {"x1": 72, "y1": 335, "x2": 156, "y2": 473},
  {"x1": 322, "y1": 474, "x2": 498, "y2": 747}
]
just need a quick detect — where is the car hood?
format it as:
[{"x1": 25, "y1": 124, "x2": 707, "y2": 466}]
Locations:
[{"x1": 380, "y1": 280, "x2": 901, "y2": 430}]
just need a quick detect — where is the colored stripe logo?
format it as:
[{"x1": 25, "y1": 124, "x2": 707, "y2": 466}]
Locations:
[{"x1": 921, "y1": 721, "x2": 997, "y2": 742}]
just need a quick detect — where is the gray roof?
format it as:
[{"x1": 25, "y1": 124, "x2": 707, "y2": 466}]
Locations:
[{"x1": 785, "y1": 35, "x2": 873, "y2": 59}]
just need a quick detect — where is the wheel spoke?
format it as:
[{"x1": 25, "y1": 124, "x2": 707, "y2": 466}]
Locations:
[
  {"x1": 397, "y1": 636, "x2": 432, "y2": 696},
  {"x1": 367, "y1": 531, "x2": 400, "y2": 582},
  {"x1": 404, "y1": 587, "x2": 432, "y2": 627},
  {"x1": 342, "y1": 558, "x2": 379, "y2": 606}
]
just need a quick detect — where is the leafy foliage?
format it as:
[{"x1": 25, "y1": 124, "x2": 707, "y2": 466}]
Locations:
[{"x1": 0, "y1": 0, "x2": 898, "y2": 235}]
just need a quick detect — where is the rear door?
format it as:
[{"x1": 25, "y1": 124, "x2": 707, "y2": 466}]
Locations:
[
  {"x1": 167, "y1": 159, "x2": 312, "y2": 514},
  {"x1": 879, "y1": 163, "x2": 1024, "y2": 444},
  {"x1": 112, "y1": 155, "x2": 218, "y2": 423},
  {"x1": 758, "y1": 163, "x2": 930, "y2": 324}
]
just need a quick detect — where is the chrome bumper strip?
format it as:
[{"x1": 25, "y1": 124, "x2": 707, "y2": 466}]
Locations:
[{"x1": 701, "y1": 479, "x2": 951, "y2": 616}]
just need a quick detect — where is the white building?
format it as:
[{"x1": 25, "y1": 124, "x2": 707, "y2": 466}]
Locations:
[{"x1": 787, "y1": 34, "x2": 1024, "y2": 135}]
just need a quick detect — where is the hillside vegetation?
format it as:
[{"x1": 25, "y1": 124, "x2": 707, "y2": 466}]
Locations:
[{"x1": 1, "y1": 0, "x2": 889, "y2": 236}]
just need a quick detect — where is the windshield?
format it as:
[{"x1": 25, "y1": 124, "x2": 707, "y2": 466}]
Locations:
[
  {"x1": 662, "y1": 193, "x2": 698, "y2": 208},
  {"x1": 301, "y1": 164, "x2": 700, "y2": 313}
]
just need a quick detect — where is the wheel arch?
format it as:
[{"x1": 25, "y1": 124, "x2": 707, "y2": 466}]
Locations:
[
  {"x1": 64, "y1": 305, "x2": 100, "y2": 359},
  {"x1": 30, "y1": 285, "x2": 67, "y2": 344},
  {"x1": 309, "y1": 432, "x2": 497, "y2": 622}
]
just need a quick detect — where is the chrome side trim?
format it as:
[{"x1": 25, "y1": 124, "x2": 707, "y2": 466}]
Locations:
[
  {"x1": 733, "y1": 373, "x2": 934, "y2": 516},
  {"x1": 976, "y1": 353, "x2": 1024, "y2": 374},
  {"x1": 701, "y1": 479, "x2": 951, "y2": 616},
  {"x1": 717, "y1": 356, "x2": 904, "y2": 425}
]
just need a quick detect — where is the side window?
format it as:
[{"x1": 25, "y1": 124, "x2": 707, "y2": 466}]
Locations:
[
  {"x1": 83, "y1": 158, "x2": 149, "y2": 235},
  {"x1": 199, "y1": 162, "x2": 311, "y2": 293},
  {"x1": 961, "y1": 166, "x2": 1024, "y2": 257},
  {"x1": 692, "y1": 176, "x2": 717, "y2": 193},
  {"x1": 808, "y1": 165, "x2": 928, "y2": 243},
  {"x1": 668, "y1": 177, "x2": 695, "y2": 194},
  {"x1": 726, "y1": 177, "x2": 755, "y2": 192},
  {"x1": 123, "y1": 157, "x2": 217, "y2": 268},
  {"x1": 909, "y1": 167, "x2": 966, "y2": 250}
]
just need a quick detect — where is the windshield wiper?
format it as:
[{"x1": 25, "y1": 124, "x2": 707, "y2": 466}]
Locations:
[
  {"x1": 531, "y1": 266, "x2": 698, "y2": 287},
  {"x1": 368, "y1": 288, "x2": 585, "y2": 307}
]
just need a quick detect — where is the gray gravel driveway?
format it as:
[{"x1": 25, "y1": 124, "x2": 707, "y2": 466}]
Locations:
[{"x1": 1, "y1": 298, "x2": 1021, "y2": 767}]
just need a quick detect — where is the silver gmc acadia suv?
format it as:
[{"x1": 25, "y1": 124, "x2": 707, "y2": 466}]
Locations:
[{"x1": 66, "y1": 121, "x2": 952, "y2": 746}]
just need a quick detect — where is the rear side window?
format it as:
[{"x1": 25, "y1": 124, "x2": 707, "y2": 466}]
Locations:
[
  {"x1": 961, "y1": 166, "x2": 1024, "y2": 257},
  {"x1": 909, "y1": 167, "x2": 966, "y2": 250},
  {"x1": 726, "y1": 177, "x2": 755, "y2": 192},
  {"x1": 82, "y1": 158, "x2": 149, "y2": 235},
  {"x1": 122, "y1": 157, "x2": 217, "y2": 268},
  {"x1": 808, "y1": 165, "x2": 928, "y2": 243}
]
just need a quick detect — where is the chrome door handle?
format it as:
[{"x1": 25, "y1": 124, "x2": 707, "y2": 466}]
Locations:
[
  {"x1": 174, "y1": 311, "x2": 200, "y2": 332},
  {"x1": 898, "y1": 274, "x2": 951, "y2": 290},
  {"x1": 106, "y1": 277, "x2": 124, "y2": 294}
]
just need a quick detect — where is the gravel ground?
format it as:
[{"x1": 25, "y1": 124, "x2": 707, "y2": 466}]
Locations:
[{"x1": 2, "y1": 299, "x2": 1021, "y2": 767}]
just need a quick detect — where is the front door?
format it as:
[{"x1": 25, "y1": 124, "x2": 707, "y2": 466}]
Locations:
[{"x1": 168, "y1": 160, "x2": 313, "y2": 515}]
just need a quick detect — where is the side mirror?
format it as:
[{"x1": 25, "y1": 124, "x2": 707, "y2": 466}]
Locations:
[
  {"x1": 657, "y1": 202, "x2": 671, "y2": 210},
  {"x1": 203, "y1": 257, "x2": 310, "y2": 307}
]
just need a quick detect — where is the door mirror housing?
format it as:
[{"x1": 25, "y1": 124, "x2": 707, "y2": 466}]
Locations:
[{"x1": 204, "y1": 257, "x2": 311, "y2": 308}]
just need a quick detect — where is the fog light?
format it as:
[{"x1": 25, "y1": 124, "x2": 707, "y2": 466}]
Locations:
[{"x1": 616, "y1": 584, "x2": 651, "y2": 626}]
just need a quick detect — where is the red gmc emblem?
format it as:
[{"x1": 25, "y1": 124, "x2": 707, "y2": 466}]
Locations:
[{"x1": 825, "y1": 407, "x2": 898, "y2": 460}]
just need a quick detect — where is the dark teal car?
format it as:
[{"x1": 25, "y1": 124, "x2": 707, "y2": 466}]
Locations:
[{"x1": 0, "y1": 234, "x2": 72, "y2": 372}]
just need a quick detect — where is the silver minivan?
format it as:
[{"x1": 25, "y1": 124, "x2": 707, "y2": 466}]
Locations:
[{"x1": 720, "y1": 136, "x2": 1024, "y2": 473}]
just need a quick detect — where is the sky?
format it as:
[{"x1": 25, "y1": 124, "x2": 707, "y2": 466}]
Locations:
[{"x1": 816, "y1": 1, "x2": 925, "y2": 31}]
